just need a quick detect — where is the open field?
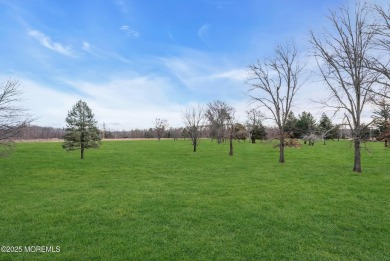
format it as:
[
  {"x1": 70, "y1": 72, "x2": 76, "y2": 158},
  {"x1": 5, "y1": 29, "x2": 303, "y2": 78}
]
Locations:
[{"x1": 0, "y1": 140, "x2": 389, "y2": 260}]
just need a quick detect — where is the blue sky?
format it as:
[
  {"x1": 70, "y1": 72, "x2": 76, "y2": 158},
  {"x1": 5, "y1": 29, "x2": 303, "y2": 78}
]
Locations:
[{"x1": 0, "y1": 0, "x2": 381, "y2": 129}]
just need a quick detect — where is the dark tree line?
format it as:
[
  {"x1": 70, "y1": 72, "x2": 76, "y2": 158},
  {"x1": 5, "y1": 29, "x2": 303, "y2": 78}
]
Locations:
[{"x1": 284, "y1": 112, "x2": 340, "y2": 141}]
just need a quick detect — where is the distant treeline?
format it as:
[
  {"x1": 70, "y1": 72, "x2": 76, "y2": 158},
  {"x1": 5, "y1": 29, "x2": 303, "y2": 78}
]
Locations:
[
  {"x1": 19, "y1": 124, "x2": 355, "y2": 141},
  {"x1": 19, "y1": 125, "x2": 187, "y2": 140}
]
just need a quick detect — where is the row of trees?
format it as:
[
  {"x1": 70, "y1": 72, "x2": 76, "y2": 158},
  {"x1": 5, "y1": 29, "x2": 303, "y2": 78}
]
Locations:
[
  {"x1": 247, "y1": 2, "x2": 390, "y2": 173},
  {"x1": 58, "y1": 1, "x2": 389, "y2": 166},
  {"x1": 0, "y1": 90, "x2": 385, "y2": 161},
  {"x1": 1, "y1": 2, "x2": 389, "y2": 173},
  {"x1": 59, "y1": 99, "x2": 266, "y2": 159},
  {"x1": 183, "y1": 100, "x2": 268, "y2": 155}
]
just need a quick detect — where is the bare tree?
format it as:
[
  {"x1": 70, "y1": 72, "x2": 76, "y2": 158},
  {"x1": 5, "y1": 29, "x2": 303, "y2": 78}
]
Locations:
[
  {"x1": 154, "y1": 118, "x2": 168, "y2": 141},
  {"x1": 366, "y1": 3, "x2": 390, "y2": 98},
  {"x1": 310, "y1": 2, "x2": 378, "y2": 173},
  {"x1": 205, "y1": 100, "x2": 234, "y2": 143},
  {"x1": 247, "y1": 41, "x2": 304, "y2": 163},
  {"x1": 183, "y1": 105, "x2": 206, "y2": 152},
  {"x1": 0, "y1": 79, "x2": 32, "y2": 156}
]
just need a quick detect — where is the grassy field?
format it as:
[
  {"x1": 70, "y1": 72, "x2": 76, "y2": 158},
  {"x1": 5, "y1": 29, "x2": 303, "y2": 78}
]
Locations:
[{"x1": 0, "y1": 139, "x2": 389, "y2": 260}]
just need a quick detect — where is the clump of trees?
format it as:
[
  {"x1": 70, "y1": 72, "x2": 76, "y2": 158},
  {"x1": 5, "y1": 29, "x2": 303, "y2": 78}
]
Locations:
[
  {"x1": 246, "y1": 109, "x2": 267, "y2": 143},
  {"x1": 234, "y1": 123, "x2": 248, "y2": 142},
  {"x1": 63, "y1": 100, "x2": 101, "y2": 159},
  {"x1": 376, "y1": 121, "x2": 390, "y2": 147},
  {"x1": 206, "y1": 100, "x2": 234, "y2": 144},
  {"x1": 284, "y1": 112, "x2": 340, "y2": 144},
  {"x1": 204, "y1": 100, "x2": 238, "y2": 156},
  {"x1": 154, "y1": 118, "x2": 168, "y2": 141},
  {"x1": 371, "y1": 91, "x2": 390, "y2": 147}
]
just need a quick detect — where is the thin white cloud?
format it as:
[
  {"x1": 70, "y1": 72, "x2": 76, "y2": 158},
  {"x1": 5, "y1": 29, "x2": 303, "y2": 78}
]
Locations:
[
  {"x1": 210, "y1": 69, "x2": 248, "y2": 81},
  {"x1": 161, "y1": 52, "x2": 244, "y2": 98},
  {"x1": 197, "y1": 23, "x2": 210, "y2": 44},
  {"x1": 28, "y1": 30, "x2": 75, "y2": 57},
  {"x1": 0, "y1": 73, "x2": 185, "y2": 129},
  {"x1": 210, "y1": 0, "x2": 234, "y2": 9},
  {"x1": 81, "y1": 40, "x2": 132, "y2": 64},
  {"x1": 60, "y1": 75, "x2": 183, "y2": 129},
  {"x1": 82, "y1": 41, "x2": 104, "y2": 59},
  {"x1": 82, "y1": 41, "x2": 90, "y2": 51},
  {"x1": 120, "y1": 25, "x2": 139, "y2": 38},
  {"x1": 114, "y1": 0, "x2": 128, "y2": 13}
]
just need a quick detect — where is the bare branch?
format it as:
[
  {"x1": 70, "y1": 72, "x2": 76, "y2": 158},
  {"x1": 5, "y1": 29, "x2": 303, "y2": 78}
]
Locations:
[
  {"x1": 246, "y1": 40, "x2": 304, "y2": 163},
  {"x1": 310, "y1": 2, "x2": 378, "y2": 173},
  {"x1": 0, "y1": 79, "x2": 33, "y2": 156}
]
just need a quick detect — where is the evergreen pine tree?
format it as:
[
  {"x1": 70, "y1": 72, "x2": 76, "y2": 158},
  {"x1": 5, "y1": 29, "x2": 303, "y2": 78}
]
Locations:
[{"x1": 63, "y1": 100, "x2": 101, "y2": 159}]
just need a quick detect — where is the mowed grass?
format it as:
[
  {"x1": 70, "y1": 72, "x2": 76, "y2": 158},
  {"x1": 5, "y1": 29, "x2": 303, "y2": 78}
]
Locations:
[{"x1": 0, "y1": 139, "x2": 389, "y2": 260}]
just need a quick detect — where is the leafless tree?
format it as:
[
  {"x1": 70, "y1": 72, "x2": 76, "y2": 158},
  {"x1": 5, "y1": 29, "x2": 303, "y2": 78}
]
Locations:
[
  {"x1": 154, "y1": 118, "x2": 168, "y2": 141},
  {"x1": 205, "y1": 100, "x2": 234, "y2": 143},
  {"x1": 309, "y1": 2, "x2": 378, "y2": 173},
  {"x1": 366, "y1": 3, "x2": 390, "y2": 99},
  {"x1": 183, "y1": 105, "x2": 206, "y2": 152},
  {"x1": 0, "y1": 79, "x2": 32, "y2": 156},
  {"x1": 247, "y1": 41, "x2": 304, "y2": 163}
]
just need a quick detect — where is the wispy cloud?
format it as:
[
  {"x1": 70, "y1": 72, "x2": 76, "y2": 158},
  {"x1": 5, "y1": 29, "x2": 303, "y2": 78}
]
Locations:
[
  {"x1": 114, "y1": 0, "x2": 128, "y2": 13},
  {"x1": 0, "y1": 73, "x2": 185, "y2": 129},
  {"x1": 120, "y1": 25, "x2": 139, "y2": 38},
  {"x1": 82, "y1": 41, "x2": 104, "y2": 59},
  {"x1": 161, "y1": 53, "x2": 246, "y2": 102},
  {"x1": 197, "y1": 23, "x2": 210, "y2": 44},
  {"x1": 210, "y1": 69, "x2": 248, "y2": 81},
  {"x1": 210, "y1": 0, "x2": 234, "y2": 9},
  {"x1": 28, "y1": 30, "x2": 75, "y2": 57},
  {"x1": 81, "y1": 40, "x2": 132, "y2": 64}
]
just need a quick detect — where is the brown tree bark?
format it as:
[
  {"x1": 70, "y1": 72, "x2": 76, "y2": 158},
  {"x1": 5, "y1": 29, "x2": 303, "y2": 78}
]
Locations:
[
  {"x1": 279, "y1": 136, "x2": 285, "y2": 163},
  {"x1": 81, "y1": 144, "x2": 85, "y2": 159},
  {"x1": 229, "y1": 133, "x2": 233, "y2": 156},
  {"x1": 353, "y1": 139, "x2": 361, "y2": 173}
]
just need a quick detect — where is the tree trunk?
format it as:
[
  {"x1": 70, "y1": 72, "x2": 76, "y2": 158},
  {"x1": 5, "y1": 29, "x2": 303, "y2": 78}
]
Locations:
[
  {"x1": 229, "y1": 134, "x2": 233, "y2": 156},
  {"x1": 251, "y1": 137, "x2": 256, "y2": 143},
  {"x1": 279, "y1": 136, "x2": 285, "y2": 163},
  {"x1": 385, "y1": 140, "x2": 388, "y2": 147},
  {"x1": 353, "y1": 138, "x2": 362, "y2": 173},
  {"x1": 80, "y1": 144, "x2": 84, "y2": 160},
  {"x1": 193, "y1": 139, "x2": 197, "y2": 152}
]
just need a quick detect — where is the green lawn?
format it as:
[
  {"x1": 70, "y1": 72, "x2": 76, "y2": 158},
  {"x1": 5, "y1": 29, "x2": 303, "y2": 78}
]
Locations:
[{"x1": 0, "y1": 140, "x2": 389, "y2": 260}]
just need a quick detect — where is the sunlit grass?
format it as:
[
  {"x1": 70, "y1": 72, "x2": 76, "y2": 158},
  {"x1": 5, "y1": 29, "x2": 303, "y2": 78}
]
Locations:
[{"x1": 0, "y1": 140, "x2": 389, "y2": 260}]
